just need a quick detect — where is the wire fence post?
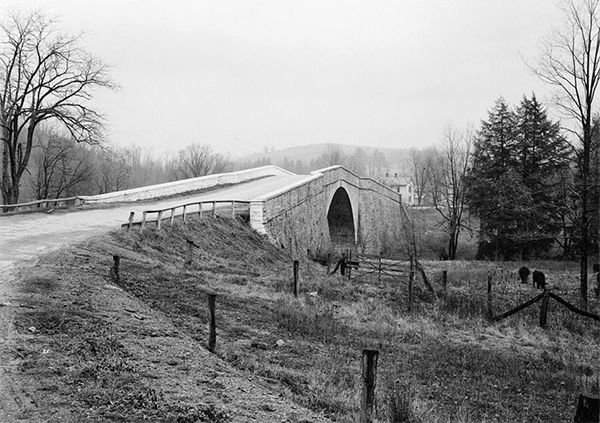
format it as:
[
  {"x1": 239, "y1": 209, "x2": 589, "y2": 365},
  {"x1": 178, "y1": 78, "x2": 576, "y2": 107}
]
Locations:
[
  {"x1": 360, "y1": 349, "x2": 379, "y2": 423},
  {"x1": 442, "y1": 270, "x2": 447, "y2": 292},
  {"x1": 293, "y1": 260, "x2": 299, "y2": 297},
  {"x1": 539, "y1": 289, "x2": 550, "y2": 328},
  {"x1": 110, "y1": 255, "x2": 121, "y2": 283},
  {"x1": 487, "y1": 273, "x2": 493, "y2": 319},
  {"x1": 185, "y1": 240, "x2": 194, "y2": 267},
  {"x1": 408, "y1": 255, "x2": 414, "y2": 312},
  {"x1": 208, "y1": 293, "x2": 217, "y2": 352}
]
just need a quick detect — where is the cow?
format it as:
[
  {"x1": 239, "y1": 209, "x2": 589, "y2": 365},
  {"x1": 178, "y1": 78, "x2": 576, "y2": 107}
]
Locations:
[
  {"x1": 518, "y1": 266, "x2": 530, "y2": 284},
  {"x1": 532, "y1": 270, "x2": 546, "y2": 289}
]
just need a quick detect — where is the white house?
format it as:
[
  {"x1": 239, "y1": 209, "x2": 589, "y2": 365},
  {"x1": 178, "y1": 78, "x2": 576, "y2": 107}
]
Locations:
[{"x1": 377, "y1": 173, "x2": 416, "y2": 206}]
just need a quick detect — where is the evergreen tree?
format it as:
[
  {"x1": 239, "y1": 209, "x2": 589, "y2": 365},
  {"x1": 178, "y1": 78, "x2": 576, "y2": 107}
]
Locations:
[{"x1": 467, "y1": 96, "x2": 571, "y2": 259}]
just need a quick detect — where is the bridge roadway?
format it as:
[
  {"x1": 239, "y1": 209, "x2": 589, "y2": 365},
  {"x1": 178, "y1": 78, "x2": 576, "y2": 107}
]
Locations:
[{"x1": 0, "y1": 174, "x2": 309, "y2": 276}]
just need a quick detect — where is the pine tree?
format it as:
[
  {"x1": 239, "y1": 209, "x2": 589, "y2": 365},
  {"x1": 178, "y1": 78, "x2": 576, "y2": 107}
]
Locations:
[{"x1": 467, "y1": 96, "x2": 571, "y2": 260}]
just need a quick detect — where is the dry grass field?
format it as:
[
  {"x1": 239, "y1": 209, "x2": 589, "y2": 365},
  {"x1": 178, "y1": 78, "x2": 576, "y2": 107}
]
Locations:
[{"x1": 9, "y1": 216, "x2": 600, "y2": 422}]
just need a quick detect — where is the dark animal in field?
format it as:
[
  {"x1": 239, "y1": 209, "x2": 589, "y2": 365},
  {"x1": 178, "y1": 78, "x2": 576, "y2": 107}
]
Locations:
[
  {"x1": 532, "y1": 270, "x2": 546, "y2": 289},
  {"x1": 518, "y1": 266, "x2": 530, "y2": 284}
]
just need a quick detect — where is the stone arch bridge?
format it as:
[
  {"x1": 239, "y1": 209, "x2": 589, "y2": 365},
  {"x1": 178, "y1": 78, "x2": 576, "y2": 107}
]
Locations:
[{"x1": 249, "y1": 166, "x2": 407, "y2": 256}]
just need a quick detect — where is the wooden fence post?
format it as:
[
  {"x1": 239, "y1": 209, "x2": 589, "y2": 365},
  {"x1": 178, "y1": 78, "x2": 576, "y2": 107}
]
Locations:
[
  {"x1": 574, "y1": 393, "x2": 599, "y2": 422},
  {"x1": 157, "y1": 211, "x2": 163, "y2": 230},
  {"x1": 327, "y1": 253, "x2": 332, "y2": 275},
  {"x1": 111, "y1": 255, "x2": 121, "y2": 283},
  {"x1": 127, "y1": 212, "x2": 135, "y2": 232},
  {"x1": 539, "y1": 289, "x2": 550, "y2": 328},
  {"x1": 378, "y1": 254, "x2": 382, "y2": 282},
  {"x1": 293, "y1": 260, "x2": 299, "y2": 297},
  {"x1": 408, "y1": 255, "x2": 414, "y2": 312},
  {"x1": 442, "y1": 270, "x2": 447, "y2": 292},
  {"x1": 141, "y1": 211, "x2": 147, "y2": 232},
  {"x1": 208, "y1": 293, "x2": 217, "y2": 352},
  {"x1": 185, "y1": 240, "x2": 194, "y2": 267},
  {"x1": 348, "y1": 250, "x2": 352, "y2": 280},
  {"x1": 360, "y1": 349, "x2": 379, "y2": 423},
  {"x1": 487, "y1": 273, "x2": 493, "y2": 319}
]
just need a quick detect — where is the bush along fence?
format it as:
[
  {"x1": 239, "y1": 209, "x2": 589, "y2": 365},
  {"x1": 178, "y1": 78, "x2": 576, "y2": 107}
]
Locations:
[{"x1": 121, "y1": 200, "x2": 251, "y2": 232}]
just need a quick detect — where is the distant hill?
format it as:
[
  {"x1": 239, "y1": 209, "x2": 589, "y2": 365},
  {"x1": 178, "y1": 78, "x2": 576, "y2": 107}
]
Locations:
[{"x1": 237, "y1": 143, "x2": 413, "y2": 176}]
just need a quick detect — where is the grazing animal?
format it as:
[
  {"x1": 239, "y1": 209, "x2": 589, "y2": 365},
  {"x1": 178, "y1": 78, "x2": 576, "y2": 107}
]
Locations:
[
  {"x1": 532, "y1": 270, "x2": 546, "y2": 289},
  {"x1": 518, "y1": 266, "x2": 530, "y2": 284}
]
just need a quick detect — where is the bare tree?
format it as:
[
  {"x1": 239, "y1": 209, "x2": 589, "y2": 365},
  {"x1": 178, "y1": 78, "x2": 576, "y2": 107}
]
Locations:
[
  {"x1": 0, "y1": 10, "x2": 114, "y2": 205},
  {"x1": 168, "y1": 143, "x2": 231, "y2": 180},
  {"x1": 429, "y1": 125, "x2": 473, "y2": 260},
  {"x1": 408, "y1": 147, "x2": 436, "y2": 206},
  {"x1": 94, "y1": 147, "x2": 131, "y2": 194},
  {"x1": 29, "y1": 129, "x2": 93, "y2": 200},
  {"x1": 531, "y1": 0, "x2": 600, "y2": 308},
  {"x1": 319, "y1": 143, "x2": 347, "y2": 167}
]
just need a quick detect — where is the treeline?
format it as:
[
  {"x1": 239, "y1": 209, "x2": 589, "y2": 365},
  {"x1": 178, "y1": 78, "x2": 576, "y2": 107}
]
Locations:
[
  {"x1": 18, "y1": 130, "x2": 238, "y2": 202},
  {"x1": 237, "y1": 144, "x2": 391, "y2": 178}
]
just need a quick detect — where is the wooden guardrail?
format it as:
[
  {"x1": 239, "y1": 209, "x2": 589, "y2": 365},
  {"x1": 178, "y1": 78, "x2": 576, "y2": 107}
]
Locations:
[
  {"x1": 121, "y1": 200, "x2": 251, "y2": 232},
  {"x1": 1, "y1": 196, "x2": 83, "y2": 213}
]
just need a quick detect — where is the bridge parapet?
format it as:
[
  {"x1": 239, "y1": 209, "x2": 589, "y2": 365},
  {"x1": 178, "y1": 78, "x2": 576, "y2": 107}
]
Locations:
[{"x1": 79, "y1": 166, "x2": 294, "y2": 204}]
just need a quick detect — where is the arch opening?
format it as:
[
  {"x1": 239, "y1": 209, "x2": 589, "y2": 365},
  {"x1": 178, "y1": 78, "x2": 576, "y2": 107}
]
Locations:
[{"x1": 327, "y1": 187, "x2": 355, "y2": 247}]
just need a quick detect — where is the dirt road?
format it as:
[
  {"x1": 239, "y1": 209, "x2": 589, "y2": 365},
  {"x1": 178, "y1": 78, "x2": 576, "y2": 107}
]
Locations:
[{"x1": 0, "y1": 174, "x2": 309, "y2": 420}]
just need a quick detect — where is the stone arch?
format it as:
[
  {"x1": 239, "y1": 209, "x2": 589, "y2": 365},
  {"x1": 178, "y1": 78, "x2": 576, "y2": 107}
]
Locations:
[{"x1": 327, "y1": 187, "x2": 356, "y2": 246}]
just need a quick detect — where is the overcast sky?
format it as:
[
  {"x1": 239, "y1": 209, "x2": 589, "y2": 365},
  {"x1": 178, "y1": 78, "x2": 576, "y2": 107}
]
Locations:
[{"x1": 2, "y1": 1, "x2": 564, "y2": 157}]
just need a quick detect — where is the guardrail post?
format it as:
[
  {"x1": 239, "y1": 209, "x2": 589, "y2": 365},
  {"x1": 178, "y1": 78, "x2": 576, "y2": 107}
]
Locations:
[
  {"x1": 231, "y1": 201, "x2": 235, "y2": 218},
  {"x1": 360, "y1": 349, "x2": 379, "y2": 423},
  {"x1": 378, "y1": 254, "x2": 382, "y2": 282},
  {"x1": 199, "y1": 202, "x2": 203, "y2": 219},
  {"x1": 127, "y1": 212, "x2": 135, "y2": 232},
  {"x1": 213, "y1": 201, "x2": 217, "y2": 217},
  {"x1": 170, "y1": 208, "x2": 175, "y2": 226},
  {"x1": 327, "y1": 253, "x2": 332, "y2": 275},
  {"x1": 182, "y1": 205, "x2": 187, "y2": 223},
  {"x1": 208, "y1": 293, "x2": 217, "y2": 352},
  {"x1": 157, "y1": 211, "x2": 163, "y2": 230},
  {"x1": 141, "y1": 211, "x2": 147, "y2": 232}
]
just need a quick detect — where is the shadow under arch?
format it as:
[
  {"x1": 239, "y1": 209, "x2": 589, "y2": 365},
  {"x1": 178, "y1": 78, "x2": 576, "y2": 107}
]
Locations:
[{"x1": 327, "y1": 187, "x2": 355, "y2": 247}]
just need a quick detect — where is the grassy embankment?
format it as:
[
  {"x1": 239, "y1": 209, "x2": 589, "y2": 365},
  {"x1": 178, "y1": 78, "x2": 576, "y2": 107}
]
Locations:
[{"x1": 14, "y1": 216, "x2": 600, "y2": 422}]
